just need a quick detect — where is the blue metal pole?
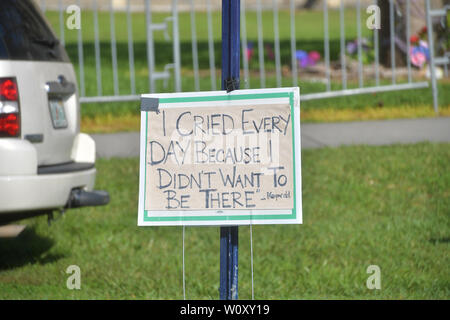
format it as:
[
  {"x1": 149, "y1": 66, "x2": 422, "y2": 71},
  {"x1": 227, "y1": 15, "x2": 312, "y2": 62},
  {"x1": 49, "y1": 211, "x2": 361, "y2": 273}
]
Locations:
[{"x1": 220, "y1": 0, "x2": 240, "y2": 300}]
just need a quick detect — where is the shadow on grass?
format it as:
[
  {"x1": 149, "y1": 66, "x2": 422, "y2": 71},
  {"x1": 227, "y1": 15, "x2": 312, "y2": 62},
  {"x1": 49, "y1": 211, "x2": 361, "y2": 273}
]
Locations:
[
  {"x1": 429, "y1": 237, "x2": 450, "y2": 244},
  {"x1": 0, "y1": 227, "x2": 64, "y2": 271}
]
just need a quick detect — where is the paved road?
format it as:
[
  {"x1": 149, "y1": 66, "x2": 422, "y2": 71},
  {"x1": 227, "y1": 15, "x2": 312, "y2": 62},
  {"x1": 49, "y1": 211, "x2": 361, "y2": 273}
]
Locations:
[{"x1": 92, "y1": 117, "x2": 450, "y2": 158}]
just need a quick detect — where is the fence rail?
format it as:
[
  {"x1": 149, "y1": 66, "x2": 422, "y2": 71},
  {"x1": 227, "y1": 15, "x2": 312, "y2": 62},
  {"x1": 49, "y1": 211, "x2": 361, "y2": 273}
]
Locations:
[{"x1": 39, "y1": 0, "x2": 447, "y2": 112}]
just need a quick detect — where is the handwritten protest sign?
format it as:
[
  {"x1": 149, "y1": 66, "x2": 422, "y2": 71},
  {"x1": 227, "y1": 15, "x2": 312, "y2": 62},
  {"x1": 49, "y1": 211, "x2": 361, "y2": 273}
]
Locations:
[{"x1": 138, "y1": 88, "x2": 302, "y2": 226}]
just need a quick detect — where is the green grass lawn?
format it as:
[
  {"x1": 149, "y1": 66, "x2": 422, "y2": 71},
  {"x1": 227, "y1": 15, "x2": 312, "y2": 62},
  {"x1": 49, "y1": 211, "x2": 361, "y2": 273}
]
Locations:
[{"x1": 0, "y1": 143, "x2": 448, "y2": 299}]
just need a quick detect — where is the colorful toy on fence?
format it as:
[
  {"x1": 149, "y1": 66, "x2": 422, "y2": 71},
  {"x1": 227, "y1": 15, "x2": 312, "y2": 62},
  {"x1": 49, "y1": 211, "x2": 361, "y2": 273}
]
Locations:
[
  {"x1": 296, "y1": 50, "x2": 321, "y2": 68},
  {"x1": 345, "y1": 37, "x2": 374, "y2": 64},
  {"x1": 346, "y1": 41, "x2": 358, "y2": 55},
  {"x1": 246, "y1": 41, "x2": 254, "y2": 63},
  {"x1": 265, "y1": 44, "x2": 275, "y2": 60},
  {"x1": 346, "y1": 38, "x2": 370, "y2": 55},
  {"x1": 409, "y1": 27, "x2": 431, "y2": 69},
  {"x1": 410, "y1": 40, "x2": 430, "y2": 68}
]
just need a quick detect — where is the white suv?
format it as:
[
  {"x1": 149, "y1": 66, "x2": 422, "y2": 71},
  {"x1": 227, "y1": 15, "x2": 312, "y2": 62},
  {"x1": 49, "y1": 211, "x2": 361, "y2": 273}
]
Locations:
[{"x1": 0, "y1": 0, "x2": 109, "y2": 225}]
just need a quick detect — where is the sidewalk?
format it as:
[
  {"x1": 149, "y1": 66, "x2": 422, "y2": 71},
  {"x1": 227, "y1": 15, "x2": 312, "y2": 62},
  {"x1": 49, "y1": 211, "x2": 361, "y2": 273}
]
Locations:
[{"x1": 92, "y1": 117, "x2": 450, "y2": 159}]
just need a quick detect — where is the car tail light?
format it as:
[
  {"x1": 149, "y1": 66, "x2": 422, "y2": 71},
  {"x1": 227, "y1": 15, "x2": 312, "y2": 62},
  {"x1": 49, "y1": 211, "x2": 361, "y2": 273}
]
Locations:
[
  {"x1": 0, "y1": 77, "x2": 20, "y2": 137},
  {"x1": 0, "y1": 79, "x2": 18, "y2": 101}
]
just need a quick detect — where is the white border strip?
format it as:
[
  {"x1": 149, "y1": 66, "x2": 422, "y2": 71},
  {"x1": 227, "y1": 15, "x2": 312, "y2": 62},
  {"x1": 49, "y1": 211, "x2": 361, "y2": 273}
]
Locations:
[{"x1": 138, "y1": 88, "x2": 302, "y2": 227}]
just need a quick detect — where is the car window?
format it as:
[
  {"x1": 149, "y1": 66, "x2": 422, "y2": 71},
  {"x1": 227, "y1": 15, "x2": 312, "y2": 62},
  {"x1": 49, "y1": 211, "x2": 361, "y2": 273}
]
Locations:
[{"x1": 0, "y1": 0, "x2": 69, "y2": 62}]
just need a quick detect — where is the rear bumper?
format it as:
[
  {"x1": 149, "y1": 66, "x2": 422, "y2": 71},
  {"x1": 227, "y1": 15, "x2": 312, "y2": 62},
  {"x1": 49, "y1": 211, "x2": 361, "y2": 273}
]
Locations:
[
  {"x1": 0, "y1": 167, "x2": 96, "y2": 213},
  {"x1": 0, "y1": 133, "x2": 101, "y2": 214}
]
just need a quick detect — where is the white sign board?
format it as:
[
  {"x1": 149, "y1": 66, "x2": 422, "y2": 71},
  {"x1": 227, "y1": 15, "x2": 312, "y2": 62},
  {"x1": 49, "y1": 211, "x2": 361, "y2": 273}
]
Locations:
[{"x1": 138, "y1": 88, "x2": 302, "y2": 226}]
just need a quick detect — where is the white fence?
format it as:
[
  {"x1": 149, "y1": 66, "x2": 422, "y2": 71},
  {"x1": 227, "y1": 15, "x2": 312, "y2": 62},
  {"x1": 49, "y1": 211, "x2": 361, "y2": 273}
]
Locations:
[{"x1": 39, "y1": 0, "x2": 448, "y2": 112}]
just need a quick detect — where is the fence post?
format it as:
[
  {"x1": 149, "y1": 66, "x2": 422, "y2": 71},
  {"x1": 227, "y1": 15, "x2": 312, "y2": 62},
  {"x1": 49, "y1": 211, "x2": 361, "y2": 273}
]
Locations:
[
  {"x1": 219, "y1": 0, "x2": 240, "y2": 301},
  {"x1": 172, "y1": 0, "x2": 182, "y2": 92},
  {"x1": 425, "y1": 0, "x2": 439, "y2": 114},
  {"x1": 207, "y1": 0, "x2": 217, "y2": 90}
]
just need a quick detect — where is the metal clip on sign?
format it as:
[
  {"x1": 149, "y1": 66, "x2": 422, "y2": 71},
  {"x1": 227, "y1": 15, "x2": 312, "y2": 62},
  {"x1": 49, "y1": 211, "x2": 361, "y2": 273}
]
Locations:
[{"x1": 224, "y1": 77, "x2": 240, "y2": 93}]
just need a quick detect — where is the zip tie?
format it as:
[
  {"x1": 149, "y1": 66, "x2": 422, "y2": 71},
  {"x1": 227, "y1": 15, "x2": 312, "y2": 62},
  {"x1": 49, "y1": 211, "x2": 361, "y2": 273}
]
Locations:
[{"x1": 224, "y1": 77, "x2": 240, "y2": 93}]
